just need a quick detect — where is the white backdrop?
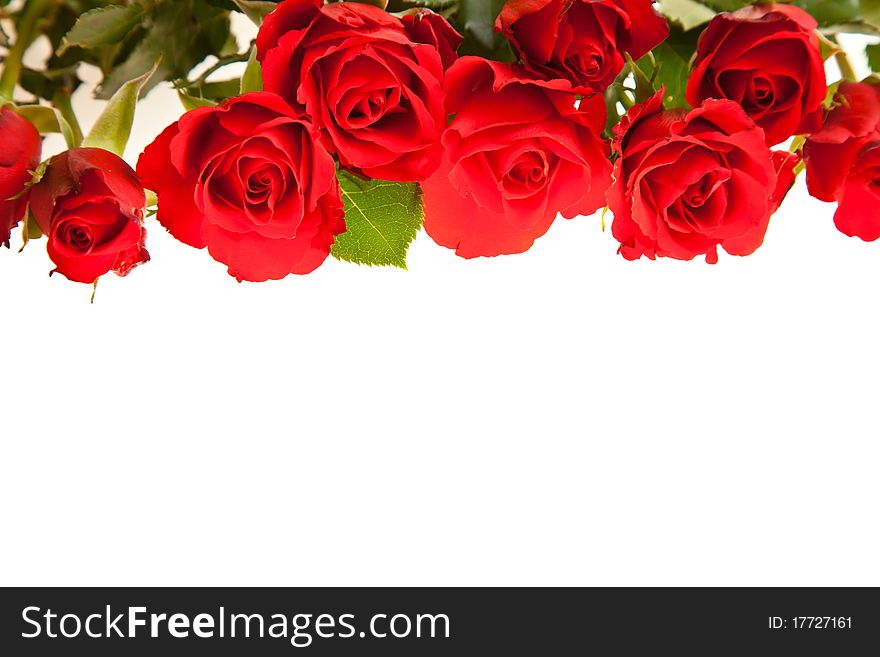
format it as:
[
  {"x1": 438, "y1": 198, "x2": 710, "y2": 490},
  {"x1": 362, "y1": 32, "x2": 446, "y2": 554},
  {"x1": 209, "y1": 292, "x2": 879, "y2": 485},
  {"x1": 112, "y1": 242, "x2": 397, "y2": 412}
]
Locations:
[{"x1": 1, "y1": 19, "x2": 878, "y2": 586}]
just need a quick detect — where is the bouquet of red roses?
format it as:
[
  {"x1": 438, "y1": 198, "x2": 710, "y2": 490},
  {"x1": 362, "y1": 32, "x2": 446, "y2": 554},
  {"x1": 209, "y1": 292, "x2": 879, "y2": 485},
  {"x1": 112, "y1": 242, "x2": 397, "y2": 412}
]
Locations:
[{"x1": 1, "y1": 0, "x2": 878, "y2": 288}]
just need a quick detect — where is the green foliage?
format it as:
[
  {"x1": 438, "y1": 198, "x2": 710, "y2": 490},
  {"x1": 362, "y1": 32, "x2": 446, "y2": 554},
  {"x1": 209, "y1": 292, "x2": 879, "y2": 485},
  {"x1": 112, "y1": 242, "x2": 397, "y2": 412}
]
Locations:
[
  {"x1": 456, "y1": 0, "x2": 512, "y2": 60},
  {"x1": 637, "y1": 26, "x2": 700, "y2": 109},
  {"x1": 82, "y1": 61, "x2": 158, "y2": 155},
  {"x1": 861, "y1": 0, "x2": 880, "y2": 29},
  {"x1": 14, "y1": 104, "x2": 79, "y2": 148},
  {"x1": 231, "y1": 0, "x2": 281, "y2": 25},
  {"x1": 241, "y1": 46, "x2": 263, "y2": 94},
  {"x1": 331, "y1": 171, "x2": 424, "y2": 269},
  {"x1": 178, "y1": 90, "x2": 218, "y2": 111},
  {"x1": 867, "y1": 43, "x2": 880, "y2": 72},
  {"x1": 98, "y1": 0, "x2": 233, "y2": 100},
  {"x1": 61, "y1": 4, "x2": 146, "y2": 52},
  {"x1": 659, "y1": 0, "x2": 718, "y2": 31},
  {"x1": 3, "y1": 1, "x2": 232, "y2": 103}
]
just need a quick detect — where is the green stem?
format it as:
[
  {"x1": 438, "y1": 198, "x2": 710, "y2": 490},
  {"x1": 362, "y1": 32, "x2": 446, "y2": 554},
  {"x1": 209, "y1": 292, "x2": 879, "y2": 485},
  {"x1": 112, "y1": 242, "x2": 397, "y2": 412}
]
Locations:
[
  {"x1": 180, "y1": 50, "x2": 251, "y2": 91},
  {"x1": 617, "y1": 87, "x2": 636, "y2": 109},
  {"x1": 0, "y1": 0, "x2": 52, "y2": 100},
  {"x1": 831, "y1": 35, "x2": 858, "y2": 82},
  {"x1": 52, "y1": 88, "x2": 83, "y2": 147}
]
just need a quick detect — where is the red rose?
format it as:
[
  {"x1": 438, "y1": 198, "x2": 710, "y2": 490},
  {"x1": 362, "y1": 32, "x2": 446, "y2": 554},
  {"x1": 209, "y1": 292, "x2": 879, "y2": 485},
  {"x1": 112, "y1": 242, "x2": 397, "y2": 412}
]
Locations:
[
  {"x1": 805, "y1": 81, "x2": 880, "y2": 241},
  {"x1": 1, "y1": 107, "x2": 41, "y2": 248},
  {"x1": 496, "y1": 0, "x2": 669, "y2": 95},
  {"x1": 686, "y1": 4, "x2": 826, "y2": 147},
  {"x1": 422, "y1": 57, "x2": 612, "y2": 258},
  {"x1": 402, "y1": 8, "x2": 463, "y2": 71},
  {"x1": 608, "y1": 91, "x2": 794, "y2": 264},
  {"x1": 29, "y1": 148, "x2": 148, "y2": 284},
  {"x1": 256, "y1": 0, "x2": 447, "y2": 182},
  {"x1": 137, "y1": 92, "x2": 344, "y2": 282}
]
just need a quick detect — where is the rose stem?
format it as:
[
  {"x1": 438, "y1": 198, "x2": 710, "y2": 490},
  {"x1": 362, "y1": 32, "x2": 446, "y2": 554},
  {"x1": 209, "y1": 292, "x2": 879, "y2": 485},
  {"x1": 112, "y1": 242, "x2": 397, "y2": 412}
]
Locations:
[
  {"x1": 0, "y1": 0, "x2": 52, "y2": 100},
  {"x1": 831, "y1": 35, "x2": 859, "y2": 82}
]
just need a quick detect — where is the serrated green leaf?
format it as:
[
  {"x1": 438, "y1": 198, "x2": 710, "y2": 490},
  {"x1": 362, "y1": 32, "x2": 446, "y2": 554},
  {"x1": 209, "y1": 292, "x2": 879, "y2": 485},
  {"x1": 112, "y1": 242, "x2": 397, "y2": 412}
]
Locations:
[
  {"x1": 241, "y1": 46, "x2": 263, "y2": 94},
  {"x1": 83, "y1": 60, "x2": 159, "y2": 155},
  {"x1": 332, "y1": 171, "x2": 423, "y2": 269},
  {"x1": 97, "y1": 0, "x2": 232, "y2": 100},
  {"x1": 60, "y1": 4, "x2": 145, "y2": 53}
]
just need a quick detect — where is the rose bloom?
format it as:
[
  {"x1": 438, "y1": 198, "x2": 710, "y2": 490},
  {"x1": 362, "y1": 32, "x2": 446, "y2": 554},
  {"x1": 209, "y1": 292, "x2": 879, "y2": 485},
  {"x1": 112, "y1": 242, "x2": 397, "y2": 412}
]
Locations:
[
  {"x1": 608, "y1": 91, "x2": 798, "y2": 263},
  {"x1": 137, "y1": 92, "x2": 345, "y2": 282},
  {"x1": 422, "y1": 57, "x2": 612, "y2": 258},
  {"x1": 496, "y1": 0, "x2": 669, "y2": 95},
  {"x1": 805, "y1": 81, "x2": 880, "y2": 242},
  {"x1": 256, "y1": 0, "x2": 449, "y2": 182},
  {"x1": 1, "y1": 107, "x2": 41, "y2": 248},
  {"x1": 29, "y1": 148, "x2": 148, "y2": 284},
  {"x1": 686, "y1": 3, "x2": 826, "y2": 147},
  {"x1": 402, "y1": 8, "x2": 463, "y2": 71}
]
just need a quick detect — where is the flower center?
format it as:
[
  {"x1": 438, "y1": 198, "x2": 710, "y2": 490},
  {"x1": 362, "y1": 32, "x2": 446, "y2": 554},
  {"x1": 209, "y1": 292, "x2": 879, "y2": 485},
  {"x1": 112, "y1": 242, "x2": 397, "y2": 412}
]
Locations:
[
  {"x1": 566, "y1": 49, "x2": 604, "y2": 79},
  {"x1": 349, "y1": 88, "x2": 396, "y2": 125},
  {"x1": 62, "y1": 223, "x2": 94, "y2": 252},
  {"x1": 749, "y1": 76, "x2": 774, "y2": 107},
  {"x1": 507, "y1": 151, "x2": 548, "y2": 189}
]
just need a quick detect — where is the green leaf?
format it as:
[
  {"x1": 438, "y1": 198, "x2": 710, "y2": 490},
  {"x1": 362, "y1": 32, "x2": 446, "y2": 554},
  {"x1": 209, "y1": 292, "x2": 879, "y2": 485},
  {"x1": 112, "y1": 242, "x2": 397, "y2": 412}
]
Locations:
[
  {"x1": 861, "y1": 0, "x2": 880, "y2": 28},
  {"x1": 14, "y1": 104, "x2": 79, "y2": 148},
  {"x1": 186, "y1": 78, "x2": 242, "y2": 102},
  {"x1": 792, "y1": 1, "x2": 861, "y2": 27},
  {"x1": 869, "y1": 43, "x2": 880, "y2": 73},
  {"x1": 178, "y1": 90, "x2": 218, "y2": 111},
  {"x1": 20, "y1": 208, "x2": 43, "y2": 252},
  {"x1": 331, "y1": 171, "x2": 424, "y2": 269},
  {"x1": 637, "y1": 25, "x2": 698, "y2": 109},
  {"x1": 659, "y1": 0, "x2": 716, "y2": 31},
  {"x1": 627, "y1": 53, "x2": 654, "y2": 104},
  {"x1": 97, "y1": 0, "x2": 232, "y2": 100},
  {"x1": 83, "y1": 60, "x2": 160, "y2": 156},
  {"x1": 60, "y1": 4, "x2": 145, "y2": 53},
  {"x1": 457, "y1": 0, "x2": 507, "y2": 55},
  {"x1": 698, "y1": 0, "x2": 747, "y2": 10},
  {"x1": 241, "y1": 46, "x2": 263, "y2": 94},
  {"x1": 232, "y1": 0, "x2": 279, "y2": 25}
]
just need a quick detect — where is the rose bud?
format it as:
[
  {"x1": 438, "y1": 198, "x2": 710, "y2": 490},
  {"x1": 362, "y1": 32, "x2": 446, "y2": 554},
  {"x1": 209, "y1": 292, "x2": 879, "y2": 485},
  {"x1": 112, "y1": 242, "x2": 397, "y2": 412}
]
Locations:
[
  {"x1": 422, "y1": 57, "x2": 612, "y2": 258},
  {"x1": 687, "y1": 3, "x2": 826, "y2": 147},
  {"x1": 137, "y1": 92, "x2": 345, "y2": 282},
  {"x1": 608, "y1": 91, "x2": 793, "y2": 264},
  {"x1": 1, "y1": 107, "x2": 42, "y2": 248},
  {"x1": 256, "y1": 0, "x2": 447, "y2": 182},
  {"x1": 805, "y1": 81, "x2": 880, "y2": 242},
  {"x1": 496, "y1": 0, "x2": 669, "y2": 95},
  {"x1": 29, "y1": 148, "x2": 148, "y2": 284},
  {"x1": 402, "y1": 8, "x2": 464, "y2": 71}
]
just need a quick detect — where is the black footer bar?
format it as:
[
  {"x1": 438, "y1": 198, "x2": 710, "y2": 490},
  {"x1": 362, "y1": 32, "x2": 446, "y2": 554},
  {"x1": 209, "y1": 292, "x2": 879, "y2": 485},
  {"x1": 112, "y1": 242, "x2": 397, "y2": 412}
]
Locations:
[{"x1": 2, "y1": 587, "x2": 877, "y2": 654}]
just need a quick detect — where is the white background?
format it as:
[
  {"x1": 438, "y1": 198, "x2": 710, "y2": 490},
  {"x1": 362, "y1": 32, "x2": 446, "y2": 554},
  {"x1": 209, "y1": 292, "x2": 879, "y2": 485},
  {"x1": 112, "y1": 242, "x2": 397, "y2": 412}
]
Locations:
[{"x1": 1, "y1": 18, "x2": 878, "y2": 586}]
